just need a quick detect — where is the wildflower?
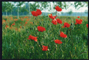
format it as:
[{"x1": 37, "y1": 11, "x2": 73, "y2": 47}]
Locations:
[
  {"x1": 31, "y1": 9, "x2": 42, "y2": 17},
  {"x1": 54, "y1": 39, "x2": 62, "y2": 44},
  {"x1": 12, "y1": 22, "x2": 15, "y2": 25},
  {"x1": 55, "y1": 6, "x2": 62, "y2": 12},
  {"x1": 28, "y1": 35, "x2": 37, "y2": 42},
  {"x1": 86, "y1": 24, "x2": 88, "y2": 28},
  {"x1": 76, "y1": 19, "x2": 82, "y2": 24},
  {"x1": 77, "y1": 16, "x2": 80, "y2": 18},
  {"x1": 30, "y1": 22, "x2": 33, "y2": 25},
  {"x1": 52, "y1": 19, "x2": 57, "y2": 25},
  {"x1": 42, "y1": 45, "x2": 48, "y2": 51},
  {"x1": 20, "y1": 26, "x2": 22, "y2": 28},
  {"x1": 64, "y1": 22, "x2": 70, "y2": 28},
  {"x1": 49, "y1": 14, "x2": 57, "y2": 19},
  {"x1": 36, "y1": 9, "x2": 42, "y2": 16},
  {"x1": 26, "y1": 19, "x2": 30, "y2": 21},
  {"x1": 31, "y1": 11, "x2": 38, "y2": 17},
  {"x1": 60, "y1": 32, "x2": 67, "y2": 38},
  {"x1": 56, "y1": 18, "x2": 62, "y2": 24},
  {"x1": 6, "y1": 25, "x2": 8, "y2": 28},
  {"x1": 25, "y1": 22, "x2": 27, "y2": 24},
  {"x1": 37, "y1": 26, "x2": 46, "y2": 32},
  {"x1": 2, "y1": 20, "x2": 6, "y2": 23}
]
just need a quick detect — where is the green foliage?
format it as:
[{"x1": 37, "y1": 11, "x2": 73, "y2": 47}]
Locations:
[
  {"x1": 68, "y1": 10, "x2": 73, "y2": 15},
  {"x1": 19, "y1": 6, "x2": 29, "y2": 13}
]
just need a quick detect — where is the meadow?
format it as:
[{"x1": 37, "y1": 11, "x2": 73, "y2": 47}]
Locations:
[{"x1": 2, "y1": 15, "x2": 88, "y2": 59}]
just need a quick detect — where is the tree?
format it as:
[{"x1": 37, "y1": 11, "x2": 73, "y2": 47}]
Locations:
[
  {"x1": 14, "y1": 2, "x2": 24, "y2": 19},
  {"x1": 19, "y1": 6, "x2": 29, "y2": 16},
  {"x1": 73, "y1": 2, "x2": 88, "y2": 16},
  {"x1": 2, "y1": 2, "x2": 11, "y2": 17},
  {"x1": 85, "y1": 9, "x2": 88, "y2": 14},
  {"x1": 8, "y1": 2, "x2": 15, "y2": 16},
  {"x1": 68, "y1": 10, "x2": 72, "y2": 15}
]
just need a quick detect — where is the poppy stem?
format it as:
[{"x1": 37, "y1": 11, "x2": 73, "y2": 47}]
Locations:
[
  {"x1": 37, "y1": 41, "x2": 41, "y2": 48},
  {"x1": 54, "y1": 44, "x2": 57, "y2": 58},
  {"x1": 56, "y1": 11, "x2": 57, "y2": 18},
  {"x1": 35, "y1": 17, "x2": 36, "y2": 20}
]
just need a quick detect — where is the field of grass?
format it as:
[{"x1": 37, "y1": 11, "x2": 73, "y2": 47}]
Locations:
[{"x1": 2, "y1": 15, "x2": 88, "y2": 59}]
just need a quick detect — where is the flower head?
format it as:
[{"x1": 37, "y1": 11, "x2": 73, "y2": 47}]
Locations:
[
  {"x1": 60, "y1": 32, "x2": 67, "y2": 38},
  {"x1": 49, "y1": 14, "x2": 57, "y2": 19},
  {"x1": 54, "y1": 39, "x2": 62, "y2": 44},
  {"x1": 64, "y1": 22, "x2": 70, "y2": 28},
  {"x1": 28, "y1": 35, "x2": 37, "y2": 42},
  {"x1": 37, "y1": 26, "x2": 46, "y2": 32},
  {"x1": 77, "y1": 16, "x2": 80, "y2": 18},
  {"x1": 55, "y1": 6, "x2": 62, "y2": 12},
  {"x1": 31, "y1": 9, "x2": 42, "y2": 17},
  {"x1": 86, "y1": 24, "x2": 88, "y2": 28},
  {"x1": 31, "y1": 11, "x2": 38, "y2": 17},
  {"x1": 52, "y1": 19, "x2": 57, "y2": 25},
  {"x1": 76, "y1": 19, "x2": 82, "y2": 24},
  {"x1": 36, "y1": 9, "x2": 42, "y2": 16},
  {"x1": 56, "y1": 18, "x2": 62, "y2": 24},
  {"x1": 42, "y1": 45, "x2": 48, "y2": 51}
]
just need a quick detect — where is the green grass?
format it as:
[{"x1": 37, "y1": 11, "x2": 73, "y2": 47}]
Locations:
[{"x1": 2, "y1": 16, "x2": 88, "y2": 59}]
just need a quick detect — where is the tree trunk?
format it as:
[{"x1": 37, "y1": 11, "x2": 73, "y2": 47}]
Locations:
[
  {"x1": 6, "y1": 10, "x2": 7, "y2": 17},
  {"x1": 11, "y1": 10, "x2": 12, "y2": 16},
  {"x1": 56, "y1": 11, "x2": 57, "y2": 18},
  {"x1": 29, "y1": 2, "x2": 30, "y2": 18},
  {"x1": 18, "y1": 7, "x2": 19, "y2": 19},
  {"x1": 23, "y1": 12, "x2": 24, "y2": 16}
]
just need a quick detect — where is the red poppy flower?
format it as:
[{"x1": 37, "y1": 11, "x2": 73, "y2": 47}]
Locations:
[
  {"x1": 20, "y1": 26, "x2": 22, "y2": 28},
  {"x1": 60, "y1": 32, "x2": 67, "y2": 38},
  {"x1": 6, "y1": 25, "x2": 8, "y2": 28},
  {"x1": 76, "y1": 19, "x2": 82, "y2": 24},
  {"x1": 49, "y1": 14, "x2": 57, "y2": 19},
  {"x1": 86, "y1": 24, "x2": 88, "y2": 28},
  {"x1": 12, "y1": 22, "x2": 15, "y2": 25},
  {"x1": 55, "y1": 6, "x2": 62, "y2": 12},
  {"x1": 42, "y1": 45, "x2": 48, "y2": 51},
  {"x1": 52, "y1": 19, "x2": 57, "y2": 25},
  {"x1": 77, "y1": 16, "x2": 80, "y2": 18},
  {"x1": 25, "y1": 22, "x2": 27, "y2": 24},
  {"x1": 26, "y1": 19, "x2": 30, "y2": 21},
  {"x1": 31, "y1": 11, "x2": 38, "y2": 17},
  {"x1": 37, "y1": 26, "x2": 46, "y2": 32},
  {"x1": 36, "y1": 9, "x2": 42, "y2": 16},
  {"x1": 28, "y1": 35, "x2": 37, "y2": 42},
  {"x1": 54, "y1": 39, "x2": 62, "y2": 44},
  {"x1": 3, "y1": 20, "x2": 6, "y2": 23},
  {"x1": 64, "y1": 22, "x2": 70, "y2": 28},
  {"x1": 56, "y1": 18, "x2": 62, "y2": 24},
  {"x1": 31, "y1": 9, "x2": 42, "y2": 17}
]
